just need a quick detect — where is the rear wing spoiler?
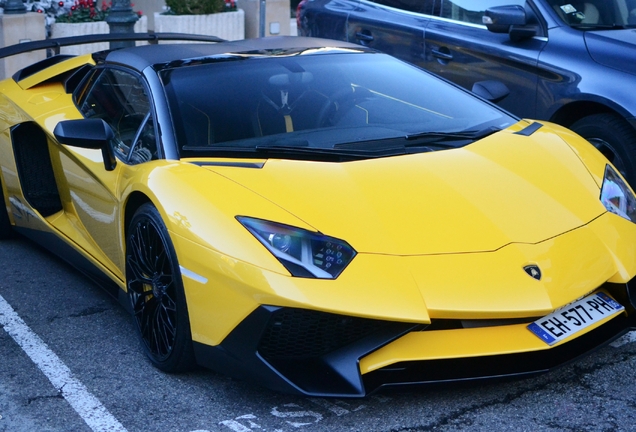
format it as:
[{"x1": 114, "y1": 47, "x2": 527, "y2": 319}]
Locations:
[{"x1": 0, "y1": 32, "x2": 226, "y2": 59}]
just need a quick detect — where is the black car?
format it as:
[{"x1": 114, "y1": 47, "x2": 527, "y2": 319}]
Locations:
[{"x1": 298, "y1": 0, "x2": 636, "y2": 185}]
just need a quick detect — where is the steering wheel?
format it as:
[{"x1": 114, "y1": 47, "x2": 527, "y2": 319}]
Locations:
[{"x1": 316, "y1": 87, "x2": 370, "y2": 128}]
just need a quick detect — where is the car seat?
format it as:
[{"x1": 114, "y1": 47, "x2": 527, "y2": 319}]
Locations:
[{"x1": 256, "y1": 72, "x2": 329, "y2": 136}]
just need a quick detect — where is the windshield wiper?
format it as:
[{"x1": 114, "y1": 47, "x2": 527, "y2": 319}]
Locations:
[
  {"x1": 184, "y1": 143, "x2": 403, "y2": 161},
  {"x1": 405, "y1": 127, "x2": 499, "y2": 142},
  {"x1": 253, "y1": 144, "x2": 400, "y2": 161},
  {"x1": 332, "y1": 127, "x2": 500, "y2": 153},
  {"x1": 188, "y1": 127, "x2": 501, "y2": 161}
]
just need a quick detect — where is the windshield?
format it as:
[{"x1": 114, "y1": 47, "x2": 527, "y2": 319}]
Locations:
[
  {"x1": 161, "y1": 51, "x2": 514, "y2": 160},
  {"x1": 547, "y1": 0, "x2": 636, "y2": 28}
]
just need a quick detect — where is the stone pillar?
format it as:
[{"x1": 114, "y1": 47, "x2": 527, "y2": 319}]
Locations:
[
  {"x1": 130, "y1": 0, "x2": 166, "y2": 30},
  {"x1": 0, "y1": 13, "x2": 46, "y2": 80},
  {"x1": 241, "y1": 0, "x2": 290, "y2": 39},
  {"x1": 106, "y1": 0, "x2": 140, "y2": 49}
]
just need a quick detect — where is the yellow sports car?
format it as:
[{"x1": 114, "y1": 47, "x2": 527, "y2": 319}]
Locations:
[{"x1": 1, "y1": 35, "x2": 635, "y2": 397}]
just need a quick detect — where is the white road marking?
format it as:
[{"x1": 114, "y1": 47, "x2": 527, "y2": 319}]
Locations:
[
  {"x1": 611, "y1": 331, "x2": 636, "y2": 348},
  {"x1": 308, "y1": 398, "x2": 350, "y2": 416},
  {"x1": 271, "y1": 404, "x2": 323, "y2": 428},
  {"x1": 0, "y1": 294, "x2": 127, "y2": 432},
  {"x1": 218, "y1": 420, "x2": 253, "y2": 432}
]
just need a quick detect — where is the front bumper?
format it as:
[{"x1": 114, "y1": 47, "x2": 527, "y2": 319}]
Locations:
[
  {"x1": 193, "y1": 281, "x2": 636, "y2": 397},
  {"x1": 188, "y1": 212, "x2": 636, "y2": 396}
]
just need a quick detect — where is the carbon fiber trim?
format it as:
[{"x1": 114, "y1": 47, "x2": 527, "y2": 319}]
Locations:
[
  {"x1": 0, "y1": 32, "x2": 225, "y2": 62},
  {"x1": 193, "y1": 305, "x2": 417, "y2": 396}
]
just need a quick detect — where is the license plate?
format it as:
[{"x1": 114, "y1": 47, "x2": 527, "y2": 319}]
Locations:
[{"x1": 527, "y1": 292, "x2": 624, "y2": 346}]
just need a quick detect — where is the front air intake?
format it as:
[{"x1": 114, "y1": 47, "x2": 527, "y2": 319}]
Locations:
[{"x1": 258, "y1": 308, "x2": 395, "y2": 360}]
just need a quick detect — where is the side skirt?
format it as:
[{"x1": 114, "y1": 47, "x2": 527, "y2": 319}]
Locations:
[{"x1": 14, "y1": 225, "x2": 121, "y2": 300}]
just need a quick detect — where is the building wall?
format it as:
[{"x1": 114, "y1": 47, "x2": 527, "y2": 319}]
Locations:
[{"x1": 0, "y1": 13, "x2": 46, "y2": 80}]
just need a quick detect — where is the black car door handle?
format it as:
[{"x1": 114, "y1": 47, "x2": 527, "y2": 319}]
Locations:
[
  {"x1": 355, "y1": 32, "x2": 374, "y2": 42},
  {"x1": 432, "y1": 48, "x2": 453, "y2": 61}
]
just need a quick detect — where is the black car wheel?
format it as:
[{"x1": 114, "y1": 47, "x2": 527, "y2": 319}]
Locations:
[
  {"x1": 0, "y1": 181, "x2": 14, "y2": 239},
  {"x1": 126, "y1": 203, "x2": 196, "y2": 372},
  {"x1": 571, "y1": 113, "x2": 636, "y2": 186}
]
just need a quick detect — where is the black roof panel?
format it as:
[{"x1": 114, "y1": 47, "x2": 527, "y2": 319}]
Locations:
[{"x1": 105, "y1": 36, "x2": 364, "y2": 72}]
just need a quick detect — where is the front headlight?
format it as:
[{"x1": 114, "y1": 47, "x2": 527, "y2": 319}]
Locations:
[
  {"x1": 600, "y1": 164, "x2": 636, "y2": 222},
  {"x1": 237, "y1": 216, "x2": 356, "y2": 279}
]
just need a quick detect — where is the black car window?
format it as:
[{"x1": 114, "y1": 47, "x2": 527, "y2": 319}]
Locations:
[
  {"x1": 78, "y1": 68, "x2": 157, "y2": 164},
  {"x1": 369, "y1": 0, "x2": 435, "y2": 14},
  {"x1": 629, "y1": 0, "x2": 636, "y2": 23},
  {"x1": 435, "y1": 0, "x2": 524, "y2": 24},
  {"x1": 161, "y1": 51, "x2": 515, "y2": 160},
  {"x1": 547, "y1": 0, "x2": 633, "y2": 26},
  {"x1": 128, "y1": 113, "x2": 158, "y2": 164}
]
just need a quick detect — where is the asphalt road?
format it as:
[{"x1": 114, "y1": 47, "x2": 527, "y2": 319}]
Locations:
[{"x1": 1, "y1": 236, "x2": 636, "y2": 432}]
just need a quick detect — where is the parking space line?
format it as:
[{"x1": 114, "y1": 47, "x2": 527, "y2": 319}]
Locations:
[{"x1": 0, "y1": 294, "x2": 127, "y2": 432}]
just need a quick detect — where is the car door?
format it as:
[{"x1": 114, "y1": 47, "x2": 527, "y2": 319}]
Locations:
[
  {"x1": 423, "y1": 0, "x2": 547, "y2": 118},
  {"x1": 49, "y1": 66, "x2": 159, "y2": 280},
  {"x1": 299, "y1": 0, "x2": 357, "y2": 40},
  {"x1": 346, "y1": 0, "x2": 434, "y2": 68}
]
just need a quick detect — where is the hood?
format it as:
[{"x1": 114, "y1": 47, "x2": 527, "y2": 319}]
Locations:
[
  {"x1": 584, "y1": 29, "x2": 636, "y2": 75},
  {"x1": 207, "y1": 125, "x2": 604, "y2": 255}
]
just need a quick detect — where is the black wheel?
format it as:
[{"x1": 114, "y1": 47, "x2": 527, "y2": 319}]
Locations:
[
  {"x1": 126, "y1": 203, "x2": 195, "y2": 372},
  {"x1": 571, "y1": 113, "x2": 636, "y2": 186},
  {"x1": 0, "y1": 181, "x2": 14, "y2": 239}
]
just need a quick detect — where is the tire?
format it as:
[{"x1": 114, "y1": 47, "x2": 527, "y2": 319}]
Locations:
[
  {"x1": 126, "y1": 203, "x2": 196, "y2": 372},
  {"x1": 0, "y1": 181, "x2": 14, "y2": 239},
  {"x1": 570, "y1": 113, "x2": 636, "y2": 187}
]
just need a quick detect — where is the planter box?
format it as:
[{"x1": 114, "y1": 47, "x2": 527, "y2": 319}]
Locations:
[
  {"x1": 50, "y1": 16, "x2": 148, "y2": 56},
  {"x1": 154, "y1": 10, "x2": 245, "y2": 42}
]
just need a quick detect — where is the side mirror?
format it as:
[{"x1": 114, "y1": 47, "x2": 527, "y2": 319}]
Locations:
[
  {"x1": 483, "y1": 5, "x2": 537, "y2": 41},
  {"x1": 53, "y1": 118, "x2": 117, "y2": 171}
]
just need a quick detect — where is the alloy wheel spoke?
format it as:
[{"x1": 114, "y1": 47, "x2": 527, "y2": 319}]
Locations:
[{"x1": 154, "y1": 304, "x2": 175, "y2": 354}]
